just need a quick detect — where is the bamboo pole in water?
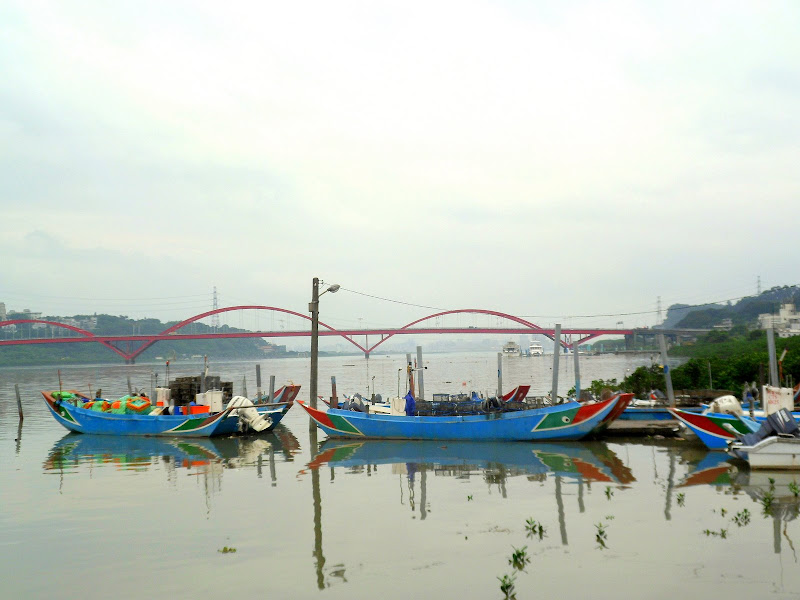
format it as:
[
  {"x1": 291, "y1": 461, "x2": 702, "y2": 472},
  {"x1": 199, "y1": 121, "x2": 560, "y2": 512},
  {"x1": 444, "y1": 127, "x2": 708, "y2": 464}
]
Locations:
[
  {"x1": 551, "y1": 324, "x2": 561, "y2": 402},
  {"x1": 15, "y1": 384, "x2": 23, "y2": 420},
  {"x1": 658, "y1": 334, "x2": 675, "y2": 407},
  {"x1": 573, "y1": 336, "x2": 581, "y2": 400},
  {"x1": 416, "y1": 346, "x2": 425, "y2": 401}
]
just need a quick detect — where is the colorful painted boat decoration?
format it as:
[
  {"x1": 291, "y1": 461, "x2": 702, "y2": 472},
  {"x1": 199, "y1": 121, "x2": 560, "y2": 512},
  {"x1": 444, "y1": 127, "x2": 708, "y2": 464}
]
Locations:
[
  {"x1": 669, "y1": 407, "x2": 800, "y2": 450},
  {"x1": 297, "y1": 393, "x2": 622, "y2": 442},
  {"x1": 617, "y1": 405, "x2": 704, "y2": 422},
  {"x1": 304, "y1": 438, "x2": 632, "y2": 483},
  {"x1": 249, "y1": 384, "x2": 301, "y2": 432},
  {"x1": 668, "y1": 408, "x2": 756, "y2": 450},
  {"x1": 42, "y1": 390, "x2": 240, "y2": 437},
  {"x1": 591, "y1": 392, "x2": 634, "y2": 433}
]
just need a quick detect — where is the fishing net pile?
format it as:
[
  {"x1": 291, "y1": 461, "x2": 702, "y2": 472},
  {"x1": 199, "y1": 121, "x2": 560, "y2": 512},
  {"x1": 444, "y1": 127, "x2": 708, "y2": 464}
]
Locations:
[{"x1": 411, "y1": 399, "x2": 533, "y2": 416}]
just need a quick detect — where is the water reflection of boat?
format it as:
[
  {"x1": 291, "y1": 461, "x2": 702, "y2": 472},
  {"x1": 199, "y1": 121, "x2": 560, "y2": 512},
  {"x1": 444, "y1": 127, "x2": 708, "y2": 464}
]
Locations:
[
  {"x1": 43, "y1": 426, "x2": 301, "y2": 473},
  {"x1": 732, "y1": 469, "x2": 800, "y2": 517},
  {"x1": 43, "y1": 433, "x2": 224, "y2": 472},
  {"x1": 676, "y1": 451, "x2": 735, "y2": 487},
  {"x1": 306, "y1": 439, "x2": 633, "y2": 483}
]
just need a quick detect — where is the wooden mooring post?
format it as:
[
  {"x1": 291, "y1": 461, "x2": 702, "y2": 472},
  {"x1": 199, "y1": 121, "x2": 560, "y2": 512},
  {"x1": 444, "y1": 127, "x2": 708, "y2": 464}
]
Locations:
[
  {"x1": 269, "y1": 375, "x2": 275, "y2": 403},
  {"x1": 497, "y1": 352, "x2": 503, "y2": 399},
  {"x1": 256, "y1": 364, "x2": 262, "y2": 402}
]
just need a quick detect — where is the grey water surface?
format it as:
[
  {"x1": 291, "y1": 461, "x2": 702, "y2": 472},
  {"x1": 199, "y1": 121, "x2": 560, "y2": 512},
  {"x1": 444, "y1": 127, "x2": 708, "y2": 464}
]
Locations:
[{"x1": 2, "y1": 354, "x2": 799, "y2": 599}]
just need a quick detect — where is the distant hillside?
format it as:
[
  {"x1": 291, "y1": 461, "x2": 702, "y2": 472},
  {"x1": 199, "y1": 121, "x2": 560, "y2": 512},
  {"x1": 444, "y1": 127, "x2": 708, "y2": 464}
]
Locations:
[
  {"x1": 659, "y1": 285, "x2": 800, "y2": 329},
  {"x1": 0, "y1": 313, "x2": 295, "y2": 366}
]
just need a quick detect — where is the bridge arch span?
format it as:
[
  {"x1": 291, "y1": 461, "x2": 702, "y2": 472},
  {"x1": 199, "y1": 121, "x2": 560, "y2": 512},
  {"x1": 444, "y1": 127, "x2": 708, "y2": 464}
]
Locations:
[
  {"x1": 366, "y1": 309, "x2": 552, "y2": 354},
  {"x1": 0, "y1": 319, "x2": 129, "y2": 359},
  {"x1": 131, "y1": 305, "x2": 368, "y2": 360}
]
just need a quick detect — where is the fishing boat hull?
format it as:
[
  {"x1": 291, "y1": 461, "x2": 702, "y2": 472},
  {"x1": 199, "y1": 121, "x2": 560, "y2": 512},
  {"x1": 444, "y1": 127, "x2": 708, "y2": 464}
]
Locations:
[
  {"x1": 592, "y1": 393, "x2": 634, "y2": 433},
  {"x1": 668, "y1": 408, "x2": 753, "y2": 450},
  {"x1": 728, "y1": 437, "x2": 800, "y2": 469},
  {"x1": 42, "y1": 391, "x2": 239, "y2": 437},
  {"x1": 670, "y1": 408, "x2": 800, "y2": 450},
  {"x1": 249, "y1": 384, "x2": 300, "y2": 431},
  {"x1": 297, "y1": 394, "x2": 621, "y2": 442}
]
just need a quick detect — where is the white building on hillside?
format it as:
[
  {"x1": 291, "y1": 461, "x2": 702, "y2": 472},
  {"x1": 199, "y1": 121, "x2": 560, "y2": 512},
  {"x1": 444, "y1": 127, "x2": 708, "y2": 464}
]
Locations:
[{"x1": 759, "y1": 303, "x2": 800, "y2": 338}]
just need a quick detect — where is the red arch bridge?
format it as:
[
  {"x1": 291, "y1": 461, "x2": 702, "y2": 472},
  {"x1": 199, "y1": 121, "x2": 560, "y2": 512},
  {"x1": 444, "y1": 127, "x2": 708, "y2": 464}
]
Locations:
[{"x1": 0, "y1": 306, "x2": 695, "y2": 363}]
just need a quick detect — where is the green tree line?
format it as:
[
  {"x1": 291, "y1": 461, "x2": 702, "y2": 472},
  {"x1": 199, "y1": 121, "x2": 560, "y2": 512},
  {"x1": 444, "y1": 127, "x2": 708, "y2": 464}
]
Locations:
[{"x1": 587, "y1": 328, "x2": 800, "y2": 398}]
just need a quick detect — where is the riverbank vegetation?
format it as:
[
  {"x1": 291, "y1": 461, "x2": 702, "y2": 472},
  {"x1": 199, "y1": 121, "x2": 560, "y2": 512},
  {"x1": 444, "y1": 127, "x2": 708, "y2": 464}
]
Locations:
[{"x1": 602, "y1": 328, "x2": 800, "y2": 397}]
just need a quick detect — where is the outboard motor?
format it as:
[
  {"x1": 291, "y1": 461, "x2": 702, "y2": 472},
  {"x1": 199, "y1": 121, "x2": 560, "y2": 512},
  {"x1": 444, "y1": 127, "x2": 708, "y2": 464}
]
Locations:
[
  {"x1": 345, "y1": 396, "x2": 368, "y2": 412},
  {"x1": 481, "y1": 396, "x2": 503, "y2": 413},
  {"x1": 735, "y1": 408, "x2": 799, "y2": 446},
  {"x1": 228, "y1": 396, "x2": 273, "y2": 433}
]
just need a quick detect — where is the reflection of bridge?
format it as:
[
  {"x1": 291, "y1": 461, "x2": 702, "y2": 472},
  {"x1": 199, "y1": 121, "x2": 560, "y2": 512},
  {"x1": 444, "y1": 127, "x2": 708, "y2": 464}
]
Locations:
[{"x1": 0, "y1": 306, "x2": 707, "y2": 363}]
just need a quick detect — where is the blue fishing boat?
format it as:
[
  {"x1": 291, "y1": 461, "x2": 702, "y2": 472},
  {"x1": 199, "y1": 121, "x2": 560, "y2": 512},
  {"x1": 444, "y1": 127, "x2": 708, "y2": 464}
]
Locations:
[
  {"x1": 248, "y1": 384, "x2": 301, "y2": 432},
  {"x1": 42, "y1": 390, "x2": 240, "y2": 437},
  {"x1": 666, "y1": 408, "x2": 800, "y2": 450},
  {"x1": 297, "y1": 393, "x2": 622, "y2": 442}
]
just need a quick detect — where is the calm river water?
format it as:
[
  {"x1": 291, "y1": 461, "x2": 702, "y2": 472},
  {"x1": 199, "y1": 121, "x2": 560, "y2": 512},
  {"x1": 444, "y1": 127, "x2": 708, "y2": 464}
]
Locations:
[{"x1": 2, "y1": 353, "x2": 800, "y2": 599}]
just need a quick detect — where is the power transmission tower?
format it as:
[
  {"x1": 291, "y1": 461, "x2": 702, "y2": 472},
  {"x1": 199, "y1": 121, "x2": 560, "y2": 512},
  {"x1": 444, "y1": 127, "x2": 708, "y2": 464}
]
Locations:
[
  {"x1": 757, "y1": 276, "x2": 761, "y2": 295},
  {"x1": 212, "y1": 287, "x2": 219, "y2": 331},
  {"x1": 657, "y1": 296, "x2": 662, "y2": 325}
]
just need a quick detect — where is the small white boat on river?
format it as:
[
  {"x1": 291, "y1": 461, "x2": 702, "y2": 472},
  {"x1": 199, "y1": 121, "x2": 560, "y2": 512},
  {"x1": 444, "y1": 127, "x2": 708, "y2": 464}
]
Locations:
[{"x1": 728, "y1": 409, "x2": 800, "y2": 470}]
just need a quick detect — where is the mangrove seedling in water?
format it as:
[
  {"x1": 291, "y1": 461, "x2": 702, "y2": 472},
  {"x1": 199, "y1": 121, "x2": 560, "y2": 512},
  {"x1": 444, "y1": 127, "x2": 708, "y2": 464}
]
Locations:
[
  {"x1": 508, "y1": 546, "x2": 530, "y2": 571},
  {"x1": 702, "y1": 529, "x2": 728, "y2": 538},
  {"x1": 497, "y1": 573, "x2": 516, "y2": 599},
  {"x1": 762, "y1": 491, "x2": 775, "y2": 515},
  {"x1": 595, "y1": 522, "x2": 608, "y2": 549},
  {"x1": 677, "y1": 493, "x2": 685, "y2": 507},
  {"x1": 525, "y1": 518, "x2": 546, "y2": 540},
  {"x1": 218, "y1": 546, "x2": 237, "y2": 554},
  {"x1": 467, "y1": 495, "x2": 473, "y2": 501},
  {"x1": 769, "y1": 477, "x2": 776, "y2": 491},
  {"x1": 733, "y1": 508, "x2": 751, "y2": 527},
  {"x1": 605, "y1": 486, "x2": 614, "y2": 500}
]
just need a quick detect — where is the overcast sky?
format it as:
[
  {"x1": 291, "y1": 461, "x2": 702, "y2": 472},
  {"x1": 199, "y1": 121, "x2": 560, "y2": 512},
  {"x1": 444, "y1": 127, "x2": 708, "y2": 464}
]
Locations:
[{"x1": 1, "y1": 1, "x2": 798, "y2": 335}]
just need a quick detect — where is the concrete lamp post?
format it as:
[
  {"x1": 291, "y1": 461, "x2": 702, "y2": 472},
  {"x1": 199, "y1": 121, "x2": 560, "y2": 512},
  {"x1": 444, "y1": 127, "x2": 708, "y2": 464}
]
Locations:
[{"x1": 309, "y1": 278, "x2": 339, "y2": 423}]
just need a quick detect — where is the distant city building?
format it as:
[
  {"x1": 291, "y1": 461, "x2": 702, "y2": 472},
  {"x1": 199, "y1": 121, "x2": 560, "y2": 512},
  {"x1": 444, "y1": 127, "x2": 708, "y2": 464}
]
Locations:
[
  {"x1": 759, "y1": 303, "x2": 800, "y2": 338},
  {"x1": 712, "y1": 318, "x2": 733, "y2": 331},
  {"x1": 8, "y1": 308, "x2": 43, "y2": 320}
]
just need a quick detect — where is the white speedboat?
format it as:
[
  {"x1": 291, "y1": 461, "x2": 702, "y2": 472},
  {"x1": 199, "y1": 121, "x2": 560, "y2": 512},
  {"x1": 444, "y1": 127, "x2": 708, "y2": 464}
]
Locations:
[{"x1": 728, "y1": 409, "x2": 800, "y2": 469}]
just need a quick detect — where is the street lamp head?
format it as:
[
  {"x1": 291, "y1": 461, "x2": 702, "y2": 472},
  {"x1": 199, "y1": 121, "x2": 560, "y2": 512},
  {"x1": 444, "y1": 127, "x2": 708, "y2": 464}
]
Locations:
[{"x1": 326, "y1": 284, "x2": 340, "y2": 294}]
